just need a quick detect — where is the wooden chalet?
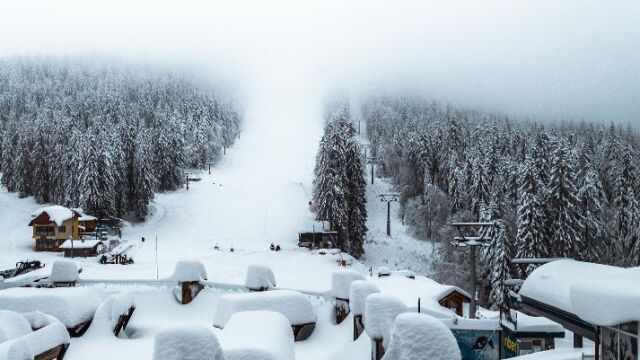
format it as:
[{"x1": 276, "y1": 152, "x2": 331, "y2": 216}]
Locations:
[
  {"x1": 73, "y1": 208, "x2": 98, "y2": 234},
  {"x1": 29, "y1": 206, "x2": 81, "y2": 252},
  {"x1": 60, "y1": 239, "x2": 104, "y2": 258},
  {"x1": 517, "y1": 260, "x2": 639, "y2": 360}
]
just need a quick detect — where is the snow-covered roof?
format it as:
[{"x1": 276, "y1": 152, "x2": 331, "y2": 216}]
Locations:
[
  {"x1": 0, "y1": 287, "x2": 103, "y2": 327},
  {"x1": 222, "y1": 311, "x2": 295, "y2": 360},
  {"x1": 504, "y1": 312, "x2": 565, "y2": 334},
  {"x1": 30, "y1": 205, "x2": 77, "y2": 226},
  {"x1": 213, "y1": 290, "x2": 317, "y2": 328},
  {"x1": 383, "y1": 313, "x2": 462, "y2": 360},
  {"x1": 519, "y1": 259, "x2": 640, "y2": 326},
  {"x1": 370, "y1": 274, "x2": 470, "y2": 319},
  {"x1": 59, "y1": 239, "x2": 102, "y2": 249},
  {"x1": 72, "y1": 208, "x2": 98, "y2": 222}
]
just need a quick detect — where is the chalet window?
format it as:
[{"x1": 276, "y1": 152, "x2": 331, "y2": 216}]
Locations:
[
  {"x1": 58, "y1": 226, "x2": 66, "y2": 233},
  {"x1": 35, "y1": 226, "x2": 55, "y2": 237}
]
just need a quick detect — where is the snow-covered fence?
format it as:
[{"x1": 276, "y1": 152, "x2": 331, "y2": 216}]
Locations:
[
  {"x1": 331, "y1": 269, "x2": 366, "y2": 324},
  {"x1": 153, "y1": 325, "x2": 225, "y2": 360},
  {"x1": 381, "y1": 313, "x2": 461, "y2": 360},
  {"x1": 213, "y1": 290, "x2": 318, "y2": 341},
  {"x1": 349, "y1": 280, "x2": 380, "y2": 340},
  {"x1": 222, "y1": 311, "x2": 295, "y2": 360},
  {"x1": 171, "y1": 261, "x2": 208, "y2": 304},
  {"x1": 245, "y1": 265, "x2": 276, "y2": 291},
  {"x1": 365, "y1": 294, "x2": 407, "y2": 360}
]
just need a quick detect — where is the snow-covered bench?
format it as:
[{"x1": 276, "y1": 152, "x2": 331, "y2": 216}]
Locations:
[
  {"x1": 245, "y1": 265, "x2": 276, "y2": 291},
  {"x1": 365, "y1": 294, "x2": 407, "y2": 360},
  {"x1": 0, "y1": 287, "x2": 102, "y2": 337},
  {"x1": 85, "y1": 293, "x2": 136, "y2": 337},
  {"x1": 349, "y1": 280, "x2": 380, "y2": 340},
  {"x1": 382, "y1": 313, "x2": 461, "y2": 360},
  {"x1": 153, "y1": 325, "x2": 225, "y2": 360},
  {"x1": 0, "y1": 310, "x2": 70, "y2": 360},
  {"x1": 331, "y1": 269, "x2": 366, "y2": 324},
  {"x1": 222, "y1": 311, "x2": 294, "y2": 360},
  {"x1": 213, "y1": 290, "x2": 317, "y2": 341}
]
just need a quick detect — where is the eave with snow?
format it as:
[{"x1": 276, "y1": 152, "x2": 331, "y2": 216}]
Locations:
[
  {"x1": 28, "y1": 206, "x2": 99, "y2": 252},
  {"x1": 517, "y1": 259, "x2": 640, "y2": 360}
]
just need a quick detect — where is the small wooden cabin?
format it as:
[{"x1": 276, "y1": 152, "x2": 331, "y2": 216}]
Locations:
[
  {"x1": 439, "y1": 290, "x2": 471, "y2": 318},
  {"x1": 29, "y1": 206, "x2": 81, "y2": 252},
  {"x1": 60, "y1": 239, "x2": 104, "y2": 258},
  {"x1": 73, "y1": 208, "x2": 98, "y2": 234}
]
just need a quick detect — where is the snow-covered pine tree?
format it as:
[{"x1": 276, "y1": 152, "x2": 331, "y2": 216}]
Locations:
[
  {"x1": 613, "y1": 146, "x2": 640, "y2": 265},
  {"x1": 344, "y1": 125, "x2": 367, "y2": 258},
  {"x1": 515, "y1": 157, "x2": 546, "y2": 274},
  {"x1": 132, "y1": 129, "x2": 157, "y2": 219},
  {"x1": 547, "y1": 141, "x2": 583, "y2": 258},
  {"x1": 488, "y1": 219, "x2": 512, "y2": 310}
]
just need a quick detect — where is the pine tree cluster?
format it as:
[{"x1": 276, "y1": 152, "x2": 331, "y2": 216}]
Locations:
[
  {"x1": 363, "y1": 95, "x2": 640, "y2": 308},
  {"x1": 0, "y1": 57, "x2": 240, "y2": 219},
  {"x1": 312, "y1": 102, "x2": 367, "y2": 258}
]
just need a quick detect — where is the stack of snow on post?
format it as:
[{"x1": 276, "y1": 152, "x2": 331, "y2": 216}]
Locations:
[
  {"x1": 0, "y1": 287, "x2": 102, "y2": 337},
  {"x1": 331, "y1": 269, "x2": 365, "y2": 324},
  {"x1": 349, "y1": 280, "x2": 380, "y2": 340},
  {"x1": 49, "y1": 260, "x2": 80, "y2": 287},
  {"x1": 222, "y1": 311, "x2": 294, "y2": 360},
  {"x1": 382, "y1": 313, "x2": 461, "y2": 360},
  {"x1": 153, "y1": 325, "x2": 225, "y2": 360},
  {"x1": 245, "y1": 265, "x2": 276, "y2": 291},
  {"x1": 0, "y1": 310, "x2": 70, "y2": 360},
  {"x1": 171, "y1": 260, "x2": 207, "y2": 304},
  {"x1": 213, "y1": 290, "x2": 317, "y2": 341},
  {"x1": 365, "y1": 293, "x2": 407, "y2": 360}
]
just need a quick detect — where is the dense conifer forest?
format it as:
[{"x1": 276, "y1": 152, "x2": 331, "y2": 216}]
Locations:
[
  {"x1": 361, "y1": 95, "x2": 640, "y2": 308},
  {"x1": 0, "y1": 57, "x2": 240, "y2": 219}
]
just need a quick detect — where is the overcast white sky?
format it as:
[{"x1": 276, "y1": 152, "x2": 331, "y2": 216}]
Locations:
[{"x1": 0, "y1": 0, "x2": 639, "y2": 125}]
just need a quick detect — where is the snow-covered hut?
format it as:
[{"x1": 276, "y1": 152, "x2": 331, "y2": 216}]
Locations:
[
  {"x1": 60, "y1": 239, "x2": 103, "y2": 258},
  {"x1": 518, "y1": 259, "x2": 640, "y2": 359},
  {"x1": 29, "y1": 206, "x2": 81, "y2": 251}
]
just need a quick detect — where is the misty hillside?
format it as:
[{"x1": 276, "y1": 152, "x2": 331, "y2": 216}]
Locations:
[{"x1": 0, "y1": 57, "x2": 240, "y2": 219}]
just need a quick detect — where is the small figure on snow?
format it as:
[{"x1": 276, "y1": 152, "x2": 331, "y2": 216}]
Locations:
[
  {"x1": 270, "y1": 243, "x2": 276, "y2": 251},
  {"x1": 213, "y1": 243, "x2": 220, "y2": 251},
  {"x1": 275, "y1": 244, "x2": 281, "y2": 251},
  {"x1": 229, "y1": 245, "x2": 234, "y2": 253}
]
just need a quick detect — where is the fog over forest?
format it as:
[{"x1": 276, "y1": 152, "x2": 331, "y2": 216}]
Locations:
[{"x1": 1, "y1": 0, "x2": 638, "y2": 126}]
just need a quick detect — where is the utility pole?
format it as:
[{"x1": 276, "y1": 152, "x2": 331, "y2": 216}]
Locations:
[
  {"x1": 208, "y1": 163, "x2": 211, "y2": 175},
  {"x1": 367, "y1": 156, "x2": 380, "y2": 185},
  {"x1": 155, "y1": 235, "x2": 158, "y2": 280},
  {"x1": 69, "y1": 235, "x2": 74, "y2": 259},
  {"x1": 186, "y1": 174, "x2": 189, "y2": 190},
  {"x1": 379, "y1": 193, "x2": 399, "y2": 236},
  {"x1": 450, "y1": 222, "x2": 495, "y2": 319}
]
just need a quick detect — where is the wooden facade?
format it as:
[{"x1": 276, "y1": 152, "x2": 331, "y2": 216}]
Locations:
[
  {"x1": 439, "y1": 290, "x2": 471, "y2": 317},
  {"x1": 29, "y1": 209, "x2": 80, "y2": 252}
]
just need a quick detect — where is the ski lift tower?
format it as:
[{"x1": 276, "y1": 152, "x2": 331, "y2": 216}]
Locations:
[
  {"x1": 379, "y1": 193, "x2": 399, "y2": 236},
  {"x1": 367, "y1": 156, "x2": 381, "y2": 185},
  {"x1": 451, "y1": 221, "x2": 496, "y2": 319}
]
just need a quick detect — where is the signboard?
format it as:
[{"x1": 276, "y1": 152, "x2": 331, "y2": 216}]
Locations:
[
  {"x1": 452, "y1": 329, "x2": 501, "y2": 360},
  {"x1": 502, "y1": 330, "x2": 518, "y2": 358}
]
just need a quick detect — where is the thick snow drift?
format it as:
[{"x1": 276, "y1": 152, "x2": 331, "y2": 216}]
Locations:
[
  {"x1": 31, "y1": 205, "x2": 75, "y2": 226},
  {"x1": 520, "y1": 260, "x2": 640, "y2": 325},
  {"x1": 86, "y1": 293, "x2": 134, "y2": 336},
  {"x1": 365, "y1": 293, "x2": 407, "y2": 347},
  {"x1": 222, "y1": 311, "x2": 294, "y2": 360},
  {"x1": 49, "y1": 260, "x2": 79, "y2": 283},
  {"x1": 382, "y1": 313, "x2": 461, "y2": 360},
  {"x1": 170, "y1": 260, "x2": 208, "y2": 282},
  {"x1": 0, "y1": 338, "x2": 33, "y2": 360},
  {"x1": 22, "y1": 320, "x2": 69, "y2": 356},
  {"x1": 0, "y1": 287, "x2": 102, "y2": 327},
  {"x1": 153, "y1": 325, "x2": 225, "y2": 360},
  {"x1": 0, "y1": 310, "x2": 31, "y2": 343},
  {"x1": 213, "y1": 290, "x2": 316, "y2": 328},
  {"x1": 245, "y1": 265, "x2": 276, "y2": 290},
  {"x1": 349, "y1": 280, "x2": 380, "y2": 316},
  {"x1": 331, "y1": 269, "x2": 366, "y2": 300}
]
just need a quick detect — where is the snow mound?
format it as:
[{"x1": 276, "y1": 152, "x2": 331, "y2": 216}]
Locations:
[
  {"x1": 520, "y1": 260, "x2": 640, "y2": 325},
  {"x1": 153, "y1": 325, "x2": 225, "y2": 360},
  {"x1": 349, "y1": 280, "x2": 380, "y2": 316},
  {"x1": 377, "y1": 267, "x2": 391, "y2": 277},
  {"x1": 87, "y1": 293, "x2": 135, "y2": 336},
  {"x1": 22, "y1": 311, "x2": 58, "y2": 330},
  {"x1": 213, "y1": 290, "x2": 316, "y2": 328},
  {"x1": 382, "y1": 313, "x2": 461, "y2": 360},
  {"x1": 245, "y1": 265, "x2": 276, "y2": 290},
  {"x1": 365, "y1": 293, "x2": 407, "y2": 347},
  {"x1": 22, "y1": 319, "x2": 69, "y2": 356},
  {"x1": 0, "y1": 311, "x2": 31, "y2": 343},
  {"x1": 222, "y1": 311, "x2": 294, "y2": 360},
  {"x1": 49, "y1": 260, "x2": 79, "y2": 283},
  {"x1": 170, "y1": 260, "x2": 208, "y2": 282},
  {"x1": 0, "y1": 287, "x2": 103, "y2": 327},
  {"x1": 0, "y1": 339, "x2": 33, "y2": 360},
  {"x1": 331, "y1": 269, "x2": 366, "y2": 300}
]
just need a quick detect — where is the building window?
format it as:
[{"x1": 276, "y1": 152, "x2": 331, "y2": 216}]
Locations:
[
  {"x1": 58, "y1": 226, "x2": 66, "y2": 233},
  {"x1": 35, "y1": 226, "x2": 55, "y2": 237}
]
